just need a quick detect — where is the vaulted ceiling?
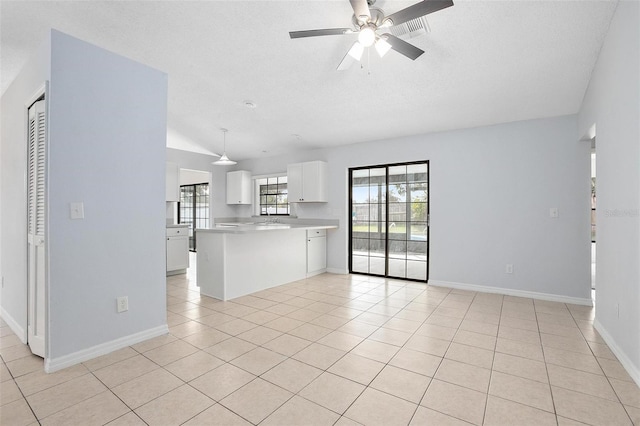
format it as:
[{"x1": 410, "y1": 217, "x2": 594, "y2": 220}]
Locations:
[{"x1": 1, "y1": 1, "x2": 618, "y2": 160}]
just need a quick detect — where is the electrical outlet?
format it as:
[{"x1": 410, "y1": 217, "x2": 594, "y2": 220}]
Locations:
[
  {"x1": 505, "y1": 264, "x2": 514, "y2": 274},
  {"x1": 550, "y1": 207, "x2": 559, "y2": 218},
  {"x1": 117, "y1": 296, "x2": 128, "y2": 313}
]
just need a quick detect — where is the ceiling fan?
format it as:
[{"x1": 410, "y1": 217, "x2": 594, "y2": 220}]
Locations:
[{"x1": 289, "y1": 0, "x2": 454, "y2": 70}]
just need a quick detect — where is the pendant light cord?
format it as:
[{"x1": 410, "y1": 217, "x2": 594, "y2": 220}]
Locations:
[{"x1": 221, "y1": 128, "x2": 228, "y2": 155}]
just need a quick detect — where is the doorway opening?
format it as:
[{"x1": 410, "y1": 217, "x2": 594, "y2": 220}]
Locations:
[
  {"x1": 349, "y1": 161, "x2": 429, "y2": 282},
  {"x1": 177, "y1": 168, "x2": 211, "y2": 252},
  {"x1": 179, "y1": 182, "x2": 209, "y2": 252}
]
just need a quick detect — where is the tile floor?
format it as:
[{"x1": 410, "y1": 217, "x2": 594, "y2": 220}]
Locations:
[{"x1": 1, "y1": 272, "x2": 639, "y2": 425}]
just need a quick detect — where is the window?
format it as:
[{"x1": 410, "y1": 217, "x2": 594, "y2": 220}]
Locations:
[
  {"x1": 256, "y1": 176, "x2": 289, "y2": 215},
  {"x1": 179, "y1": 183, "x2": 210, "y2": 251}
]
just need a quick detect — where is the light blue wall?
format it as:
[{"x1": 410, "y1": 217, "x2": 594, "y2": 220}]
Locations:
[
  {"x1": 232, "y1": 114, "x2": 591, "y2": 301},
  {"x1": 578, "y1": 1, "x2": 640, "y2": 384},
  {"x1": 46, "y1": 30, "x2": 168, "y2": 361},
  {"x1": 0, "y1": 30, "x2": 168, "y2": 367}
]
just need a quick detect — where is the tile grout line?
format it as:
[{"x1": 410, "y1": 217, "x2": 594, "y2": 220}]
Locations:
[
  {"x1": 324, "y1": 281, "x2": 436, "y2": 425},
  {"x1": 535, "y1": 300, "x2": 560, "y2": 425},
  {"x1": 568, "y1": 303, "x2": 636, "y2": 425},
  {"x1": 481, "y1": 289, "x2": 504, "y2": 426},
  {"x1": 169, "y1": 276, "x2": 393, "y2": 424},
  {"x1": 166, "y1": 280, "x2": 616, "y2": 422},
  {"x1": 250, "y1": 281, "x2": 430, "y2": 423},
  {"x1": 409, "y1": 285, "x2": 460, "y2": 425},
  {"x1": 1, "y1": 354, "x2": 41, "y2": 425},
  {"x1": 256, "y1": 275, "x2": 395, "y2": 424},
  {"x1": 3, "y1": 275, "x2": 636, "y2": 426}
]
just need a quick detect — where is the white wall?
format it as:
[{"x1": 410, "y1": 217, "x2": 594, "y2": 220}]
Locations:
[
  {"x1": 166, "y1": 147, "x2": 241, "y2": 221},
  {"x1": 234, "y1": 115, "x2": 592, "y2": 303},
  {"x1": 180, "y1": 169, "x2": 210, "y2": 186},
  {"x1": 578, "y1": 0, "x2": 639, "y2": 383},
  {"x1": 0, "y1": 32, "x2": 51, "y2": 340},
  {"x1": 1, "y1": 30, "x2": 169, "y2": 369},
  {"x1": 164, "y1": 168, "x2": 211, "y2": 224}
]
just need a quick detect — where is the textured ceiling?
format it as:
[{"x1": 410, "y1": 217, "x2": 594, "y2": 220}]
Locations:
[{"x1": 1, "y1": 0, "x2": 618, "y2": 160}]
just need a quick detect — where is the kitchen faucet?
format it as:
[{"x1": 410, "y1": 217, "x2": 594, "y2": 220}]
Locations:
[{"x1": 262, "y1": 211, "x2": 281, "y2": 224}]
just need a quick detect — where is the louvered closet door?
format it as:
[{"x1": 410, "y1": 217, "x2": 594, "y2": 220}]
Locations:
[{"x1": 27, "y1": 99, "x2": 46, "y2": 358}]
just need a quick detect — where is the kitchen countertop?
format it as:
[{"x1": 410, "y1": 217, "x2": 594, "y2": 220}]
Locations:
[
  {"x1": 197, "y1": 222, "x2": 337, "y2": 234},
  {"x1": 197, "y1": 220, "x2": 335, "y2": 300},
  {"x1": 166, "y1": 223, "x2": 190, "y2": 228}
]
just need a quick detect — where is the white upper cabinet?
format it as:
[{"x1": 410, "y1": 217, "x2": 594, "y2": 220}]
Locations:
[
  {"x1": 287, "y1": 161, "x2": 328, "y2": 203},
  {"x1": 287, "y1": 163, "x2": 303, "y2": 202},
  {"x1": 166, "y1": 162, "x2": 180, "y2": 202},
  {"x1": 226, "y1": 170, "x2": 252, "y2": 204}
]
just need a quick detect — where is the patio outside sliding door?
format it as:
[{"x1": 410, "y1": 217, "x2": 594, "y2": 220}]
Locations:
[{"x1": 349, "y1": 161, "x2": 429, "y2": 282}]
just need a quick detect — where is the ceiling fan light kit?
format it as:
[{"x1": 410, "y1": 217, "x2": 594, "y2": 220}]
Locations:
[
  {"x1": 348, "y1": 42, "x2": 365, "y2": 60},
  {"x1": 375, "y1": 37, "x2": 392, "y2": 57},
  {"x1": 358, "y1": 25, "x2": 376, "y2": 46},
  {"x1": 289, "y1": 0, "x2": 453, "y2": 70}
]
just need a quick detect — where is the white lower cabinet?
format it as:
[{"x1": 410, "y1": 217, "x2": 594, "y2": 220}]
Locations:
[
  {"x1": 307, "y1": 229, "x2": 327, "y2": 275},
  {"x1": 167, "y1": 227, "x2": 189, "y2": 274}
]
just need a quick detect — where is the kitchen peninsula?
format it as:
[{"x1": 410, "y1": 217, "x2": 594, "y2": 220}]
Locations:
[{"x1": 196, "y1": 220, "x2": 338, "y2": 300}]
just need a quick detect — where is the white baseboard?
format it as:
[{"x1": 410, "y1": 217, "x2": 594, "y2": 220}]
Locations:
[
  {"x1": 306, "y1": 269, "x2": 326, "y2": 278},
  {"x1": 593, "y1": 319, "x2": 640, "y2": 387},
  {"x1": 44, "y1": 324, "x2": 169, "y2": 373},
  {"x1": 428, "y1": 280, "x2": 593, "y2": 306},
  {"x1": 0, "y1": 306, "x2": 27, "y2": 343},
  {"x1": 326, "y1": 268, "x2": 348, "y2": 275}
]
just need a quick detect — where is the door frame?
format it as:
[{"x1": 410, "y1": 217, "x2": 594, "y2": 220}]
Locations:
[
  {"x1": 178, "y1": 181, "x2": 210, "y2": 251},
  {"x1": 25, "y1": 81, "x2": 49, "y2": 358},
  {"x1": 348, "y1": 160, "x2": 430, "y2": 283}
]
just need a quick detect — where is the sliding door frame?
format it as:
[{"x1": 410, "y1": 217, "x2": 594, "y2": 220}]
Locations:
[
  {"x1": 178, "y1": 182, "x2": 210, "y2": 251},
  {"x1": 348, "y1": 160, "x2": 430, "y2": 283}
]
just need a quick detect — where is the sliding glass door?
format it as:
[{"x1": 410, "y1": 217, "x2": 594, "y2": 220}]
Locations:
[
  {"x1": 351, "y1": 167, "x2": 387, "y2": 276},
  {"x1": 349, "y1": 161, "x2": 429, "y2": 282},
  {"x1": 179, "y1": 183, "x2": 210, "y2": 251}
]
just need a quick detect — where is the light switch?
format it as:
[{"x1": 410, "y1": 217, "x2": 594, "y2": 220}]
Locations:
[
  {"x1": 549, "y1": 207, "x2": 559, "y2": 218},
  {"x1": 70, "y1": 202, "x2": 85, "y2": 219}
]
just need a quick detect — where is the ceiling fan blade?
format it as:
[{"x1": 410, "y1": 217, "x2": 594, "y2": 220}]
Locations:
[
  {"x1": 381, "y1": 34, "x2": 425, "y2": 60},
  {"x1": 289, "y1": 28, "x2": 352, "y2": 39},
  {"x1": 349, "y1": 0, "x2": 371, "y2": 22},
  {"x1": 384, "y1": 0, "x2": 453, "y2": 27},
  {"x1": 337, "y1": 42, "x2": 363, "y2": 70}
]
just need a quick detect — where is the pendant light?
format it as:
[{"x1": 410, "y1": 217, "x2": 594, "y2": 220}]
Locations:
[{"x1": 213, "y1": 128, "x2": 236, "y2": 166}]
